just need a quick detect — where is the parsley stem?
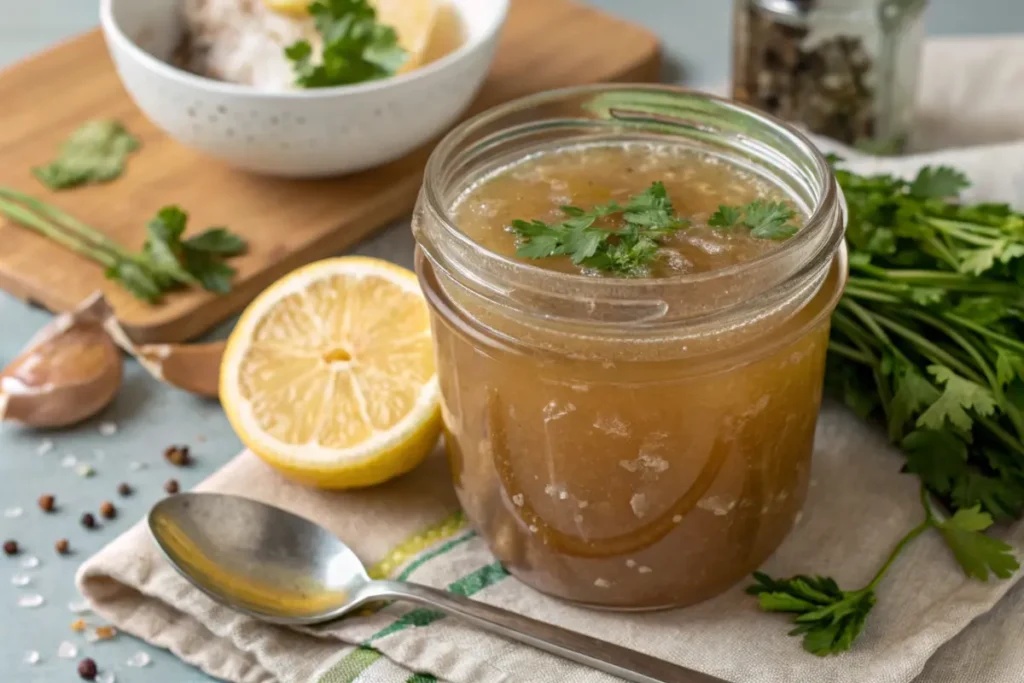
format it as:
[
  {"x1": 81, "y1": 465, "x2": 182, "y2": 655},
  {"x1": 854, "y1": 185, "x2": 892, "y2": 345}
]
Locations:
[
  {"x1": 0, "y1": 197, "x2": 117, "y2": 268},
  {"x1": 864, "y1": 487, "x2": 936, "y2": 592},
  {"x1": 828, "y1": 341, "x2": 874, "y2": 365},
  {"x1": 0, "y1": 187, "x2": 131, "y2": 261},
  {"x1": 927, "y1": 217, "x2": 1006, "y2": 240},
  {"x1": 945, "y1": 313, "x2": 1024, "y2": 356},
  {"x1": 926, "y1": 218, "x2": 1001, "y2": 247},
  {"x1": 923, "y1": 236, "x2": 962, "y2": 271},
  {"x1": 863, "y1": 309, "x2": 983, "y2": 382}
]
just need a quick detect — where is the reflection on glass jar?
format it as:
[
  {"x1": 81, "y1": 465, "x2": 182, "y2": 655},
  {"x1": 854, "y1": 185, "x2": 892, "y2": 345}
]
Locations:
[
  {"x1": 732, "y1": 0, "x2": 928, "y2": 154},
  {"x1": 413, "y1": 86, "x2": 847, "y2": 609}
]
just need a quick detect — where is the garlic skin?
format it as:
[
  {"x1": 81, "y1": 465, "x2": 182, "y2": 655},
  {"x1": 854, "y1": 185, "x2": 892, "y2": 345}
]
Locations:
[
  {"x1": 1, "y1": 296, "x2": 123, "y2": 428},
  {"x1": 135, "y1": 341, "x2": 225, "y2": 398}
]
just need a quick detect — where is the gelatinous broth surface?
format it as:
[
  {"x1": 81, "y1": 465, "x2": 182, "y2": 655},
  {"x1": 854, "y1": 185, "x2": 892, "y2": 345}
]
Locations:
[{"x1": 453, "y1": 142, "x2": 799, "y2": 277}]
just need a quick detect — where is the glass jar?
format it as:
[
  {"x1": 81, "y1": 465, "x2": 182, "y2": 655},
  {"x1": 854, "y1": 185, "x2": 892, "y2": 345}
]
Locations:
[
  {"x1": 732, "y1": 0, "x2": 928, "y2": 153},
  {"x1": 412, "y1": 85, "x2": 847, "y2": 610}
]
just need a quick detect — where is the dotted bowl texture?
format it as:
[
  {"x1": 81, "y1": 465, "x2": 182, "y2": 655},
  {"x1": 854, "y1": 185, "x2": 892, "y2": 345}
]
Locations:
[{"x1": 100, "y1": 0, "x2": 507, "y2": 177}]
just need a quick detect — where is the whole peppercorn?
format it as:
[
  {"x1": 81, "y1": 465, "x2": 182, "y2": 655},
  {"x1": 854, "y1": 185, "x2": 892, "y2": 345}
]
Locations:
[
  {"x1": 80, "y1": 513, "x2": 97, "y2": 529},
  {"x1": 2, "y1": 540, "x2": 18, "y2": 556},
  {"x1": 38, "y1": 494, "x2": 56, "y2": 512},
  {"x1": 77, "y1": 657, "x2": 98, "y2": 680},
  {"x1": 117, "y1": 482, "x2": 133, "y2": 497},
  {"x1": 164, "y1": 445, "x2": 192, "y2": 467},
  {"x1": 55, "y1": 538, "x2": 70, "y2": 555},
  {"x1": 164, "y1": 479, "x2": 180, "y2": 494},
  {"x1": 99, "y1": 501, "x2": 117, "y2": 520}
]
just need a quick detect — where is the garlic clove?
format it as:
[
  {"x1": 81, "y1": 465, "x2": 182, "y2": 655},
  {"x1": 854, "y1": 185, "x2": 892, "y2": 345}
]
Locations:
[
  {"x1": 133, "y1": 341, "x2": 225, "y2": 398},
  {"x1": 1, "y1": 294, "x2": 123, "y2": 428}
]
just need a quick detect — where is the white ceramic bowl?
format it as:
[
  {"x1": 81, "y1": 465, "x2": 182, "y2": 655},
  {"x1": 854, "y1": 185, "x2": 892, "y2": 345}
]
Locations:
[{"x1": 100, "y1": 0, "x2": 507, "y2": 177}]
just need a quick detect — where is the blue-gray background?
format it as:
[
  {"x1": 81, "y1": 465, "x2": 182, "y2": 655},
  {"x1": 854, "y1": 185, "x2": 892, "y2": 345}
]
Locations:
[{"x1": 0, "y1": 1, "x2": 1022, "y2": 682}]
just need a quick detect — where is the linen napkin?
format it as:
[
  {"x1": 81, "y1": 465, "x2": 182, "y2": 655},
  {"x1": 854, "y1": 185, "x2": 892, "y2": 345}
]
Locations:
[{"x1": 79, "y1": 36, "x2": 1024, "y2": 683}]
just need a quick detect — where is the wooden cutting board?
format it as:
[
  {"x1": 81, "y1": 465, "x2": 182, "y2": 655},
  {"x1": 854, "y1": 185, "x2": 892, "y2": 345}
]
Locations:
[{"x1": 0, "y1": 0, "x2": 660, "y2": 343}]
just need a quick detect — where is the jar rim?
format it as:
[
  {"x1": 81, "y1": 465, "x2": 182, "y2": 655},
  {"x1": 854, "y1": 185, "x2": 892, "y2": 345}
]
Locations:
[
  {"x1": 415, "y1": 84, "x2": 846, "y2": 333},
  {"x1": 422, "y1": 83, "x2": 839, "y2": 285}
]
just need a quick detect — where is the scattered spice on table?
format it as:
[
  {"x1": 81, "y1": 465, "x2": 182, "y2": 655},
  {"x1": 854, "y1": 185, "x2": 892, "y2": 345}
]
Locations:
[
  {"x1": 55, "y1": 538, "x2": 70, "y2": 555},
  {"x1": 80, "y1": 513, "x2": 97, "y2": 529},
  {"x1": 38, "y1": 494, "x2": 56, "y2": 512},
  {"x1": 116, "y1": 482, "x2": 133, "y2": 497},
  {"x1": 3, "y1": 540, "x2": 19, "y2": 555},
  {"x1": 99, "y1": 501, "x2": 117, "y2": 520},
  {"x1": 164, "y1": 444, "x2": 192, "y2": 467},
  {"x1": 164, "y1": 479, "x2": 180, "y2": 494},
  {"x1": 77, "y1": 657, "x2": 98, "y2": 680},
  {"x1": 70, "y1": 619, "x2": 87, "y2": 633}
]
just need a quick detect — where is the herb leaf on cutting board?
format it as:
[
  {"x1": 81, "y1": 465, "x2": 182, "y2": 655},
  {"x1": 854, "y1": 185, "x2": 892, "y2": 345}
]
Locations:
[
  {"x1": 752, "y1": 159, "x2": 1024, "y2": 655},
  {"x1": 33, "y1": 120, "x2": 140, "y2": 191},
  {"x1": 285, "y1": 0, "x2": 407, "y2": 88}
]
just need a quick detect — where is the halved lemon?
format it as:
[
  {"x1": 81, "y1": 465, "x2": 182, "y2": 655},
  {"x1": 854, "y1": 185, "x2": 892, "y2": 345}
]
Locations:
[{"x1": 220, "y1": 257, "x2": 440, "y2": 489}]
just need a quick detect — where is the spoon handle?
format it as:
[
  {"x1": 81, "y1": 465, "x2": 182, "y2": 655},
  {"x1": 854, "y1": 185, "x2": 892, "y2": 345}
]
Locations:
[{"x1": 362, "y1": 579, "x2": 727, "y2": 683}]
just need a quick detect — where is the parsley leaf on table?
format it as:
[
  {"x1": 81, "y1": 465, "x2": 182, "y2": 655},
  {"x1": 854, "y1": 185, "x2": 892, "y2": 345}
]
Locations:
[
  {"x1": 747, "y1": 572, "x2": 876, "y2": 656},
  {"x1": 285, "y1": 0, "x2": 407, "y2": 88},
  {"x1": 937, "y1": 506, "x2": 1019, "y2": 581},
  {"x1": 509, "y1": 182, "x2": 687, "y2": 276},
  {"x1": 708, "y1": 200, "x2": 799, "y2": 240},
  {"x1": 33, "y1": 120, "x2": 140, "y2": 191}
]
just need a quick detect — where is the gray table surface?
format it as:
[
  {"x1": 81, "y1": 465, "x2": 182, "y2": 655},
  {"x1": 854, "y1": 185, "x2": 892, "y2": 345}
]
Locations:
[{"x1": 1, "y1": 1, "x2": 1022, "y2": 682}]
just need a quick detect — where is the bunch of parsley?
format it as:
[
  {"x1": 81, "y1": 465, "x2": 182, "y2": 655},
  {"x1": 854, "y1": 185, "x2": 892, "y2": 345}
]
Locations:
[
  {"x1": 285, "y1": 0, "x2": 407, "y2": 88},
  {"x1": 0, "y1": 189, "x2": 246, "y2": 303},
  {"x1": 752, "y1": 159, "x2": 1022, "y2": 655}
]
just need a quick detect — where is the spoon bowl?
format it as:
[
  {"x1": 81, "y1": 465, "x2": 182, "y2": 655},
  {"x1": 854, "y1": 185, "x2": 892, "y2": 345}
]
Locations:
[
  {"x1": 149, "y1": 492, "x2": 726, "y2": 683},
  {"x1": 149, "y1": 492, "x2": 364, "y2": 624}
]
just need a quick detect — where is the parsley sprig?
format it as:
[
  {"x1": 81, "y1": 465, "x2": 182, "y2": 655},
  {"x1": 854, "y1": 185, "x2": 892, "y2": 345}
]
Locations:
[
  {"x1": 753, "y1": 159, "x2": 1024, "y2": 655},
  {"x1": 0, "y1": 189, "x2": 246, "y2": 302},
  {"x1": 708, "y1": 200, "x2": 799, "y2": 240},
  {"x1": 285, "y1": 0, "x2": 407, "y2": 88},
  {"x1": 509, "y1": 182, "x2": 688, "y2": 276},
  {"x1": 750, "y1": 487, "x2": 1017, "y2": 655}
]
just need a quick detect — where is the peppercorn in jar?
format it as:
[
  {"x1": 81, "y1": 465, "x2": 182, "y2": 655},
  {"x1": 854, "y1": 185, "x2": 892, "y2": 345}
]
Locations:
[{"x1": 732, "y1": 0, "x2": 927, "y2": 153}]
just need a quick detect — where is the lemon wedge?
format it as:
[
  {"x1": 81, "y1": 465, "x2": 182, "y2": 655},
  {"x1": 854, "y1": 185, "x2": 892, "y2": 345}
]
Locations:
[
  {"x1": 373, "y1": 0, "x2": 440, "y2": 73},
  {"x1": 220, "y1": 257, "x2": 440, "y2": 489},
  {"x1": 263, "y1": 0, "x2": 312, "y2": 17}
]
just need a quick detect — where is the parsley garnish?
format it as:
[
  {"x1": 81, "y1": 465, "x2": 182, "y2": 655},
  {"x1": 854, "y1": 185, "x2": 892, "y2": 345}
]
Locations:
[
  {"x1": 34, "y1": 120, "x2": 140, "y2": 190},
  {"x1": 509, "y1": 182, "x2": 688, "y2": 276},
  {"x1": 0, "y1": 189, "x2": 246, "y2": 302},
  {"x1": 708, "y1": 200, "x2": 799, "y2": 240},
  {"x1": 285, "y1": 0, "x2": 407, "y2": 88},
  {"x1": 755, "y1": 159, "x2": 1024, "y2": 655},
  {"x1": 751, "y1": 488, "x2": 1017, "y2": 655}
]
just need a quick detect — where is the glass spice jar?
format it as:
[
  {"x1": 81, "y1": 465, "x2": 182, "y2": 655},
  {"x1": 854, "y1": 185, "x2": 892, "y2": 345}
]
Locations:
[
  {"x1": 412, "y1": 85, "x2": 847, "y2": 609},
  {"x1": 732, "y1": 0, "x2": 927, "y2": 154}
]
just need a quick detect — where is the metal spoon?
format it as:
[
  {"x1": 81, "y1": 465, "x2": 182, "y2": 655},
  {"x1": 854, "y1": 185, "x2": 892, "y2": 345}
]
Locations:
[{"x1": 149, "y1": 492, "x2": 726, "y2": 683}]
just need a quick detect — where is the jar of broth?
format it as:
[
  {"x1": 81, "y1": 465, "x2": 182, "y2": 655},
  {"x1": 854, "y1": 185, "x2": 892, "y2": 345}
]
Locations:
[
  {"x1": 732, "y1": 0, "x2": 928, "y2": 153},
  {"x1": 412, "y1": 85, "x2": 847, "y2": 609}
]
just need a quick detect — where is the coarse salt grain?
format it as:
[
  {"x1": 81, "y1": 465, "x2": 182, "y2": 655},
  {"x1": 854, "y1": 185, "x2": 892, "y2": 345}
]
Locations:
[
  {"x1": 23, "y1": 650, "x2": 40, "y2": 665},
  {"x1": 128, "y1": 461, "x2": 147, "y2": 471},
  {"x1": 99, "y1": 421, "x2": 118, "y2": 436},
  {"x1": 36, "y1": 439, "x2": 55, "y2": 455},
  {"x1": 68, "y1": 599, "x2": 92, "y2": 614},
  {"x1": 96, "y1": 672, "x2": 116, "y2": 683},
  {"x1": 57, "y1": 641, "x2": 78, "y2": 659},
  {"x1": 61, "y1": 454, "x2": 77, "y2": 468},
  {"x1": 11, "y1": 573, "x2": 31, "y2": 587},
  {"x1": 77, "y1": 463, "x2": 95, "y2": 478},
  {"x1": 3, "y1": 506, "x2": 23, "y2": 519},
  {"x1": 18, "y1": 594, "x2": 44, "y2": 608},
  {"x1": 20, "y1": 555, "x2": 39, "y2": 569},
  {"x1": 126, "y1": 651, "x2": 152, "y2": 668}
]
